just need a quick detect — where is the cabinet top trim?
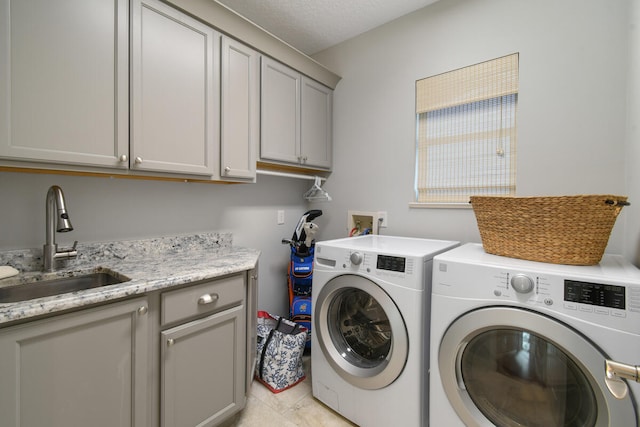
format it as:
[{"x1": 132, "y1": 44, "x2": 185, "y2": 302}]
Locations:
[{"x1": 165, "y1": 0, "x2": 341, "y2": 89}]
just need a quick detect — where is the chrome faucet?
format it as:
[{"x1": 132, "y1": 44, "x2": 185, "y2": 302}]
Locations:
[{"x1": 43, "y1": 185, "x2": 78, "y2": 272}]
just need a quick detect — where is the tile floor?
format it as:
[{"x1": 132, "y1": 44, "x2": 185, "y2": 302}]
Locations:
[{"x1": 229, "y1": 355, "x2": 357, "y2": 427}]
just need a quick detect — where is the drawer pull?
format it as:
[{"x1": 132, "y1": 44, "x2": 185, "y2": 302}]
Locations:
[
  {"x1": 198, "y1": 293, "x2": 219, "y2": 305},
  {"x1": 167, "y1": 338, "x2": 175, "y2": 347}
]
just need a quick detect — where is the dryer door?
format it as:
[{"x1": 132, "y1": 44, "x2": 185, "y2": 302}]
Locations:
[
  {"x1": 438, "y1": 307, "x2": 637, "y2": 427},
  {"x1": 314, "y1": 274, "x2": 408, "y2": 390}
]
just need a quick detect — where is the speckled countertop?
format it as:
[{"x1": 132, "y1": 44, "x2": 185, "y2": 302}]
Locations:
[{"x1": 0, "y1": 232, "x2": 260, "y2": 325}]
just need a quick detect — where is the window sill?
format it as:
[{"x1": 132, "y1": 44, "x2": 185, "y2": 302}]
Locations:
[{"x1": 409, "y1": 202, "x2": 472, "y2": 209}]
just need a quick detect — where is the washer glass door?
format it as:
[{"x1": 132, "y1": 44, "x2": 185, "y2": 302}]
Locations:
[
  {"x1": 315, "y1": 274, "x2": 408, "y2": 390},
  {"x1": 439, "y1": 307, "x2": 637, "y2": 427}
]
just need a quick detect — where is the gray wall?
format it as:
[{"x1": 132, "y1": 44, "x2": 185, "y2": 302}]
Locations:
[
  {"x1": 2, "y1": 0, "x2": 639, "y2": 320},
  {"x1": 313, "y1": 0, "x2": 637, "y2": 261},
  {"x1": 0, "y1": 171, "x2": 309, "y2": 315},
  {"x1": 626, "y1": 0, "x2": 640, "y2": 265}
]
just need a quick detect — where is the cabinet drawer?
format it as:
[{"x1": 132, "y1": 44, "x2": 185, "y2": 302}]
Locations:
[{"x1": 161, "y1": 274, "x2": 244, "y2": 325}]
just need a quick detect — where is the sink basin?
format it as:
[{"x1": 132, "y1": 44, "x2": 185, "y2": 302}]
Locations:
[{"x1": 0, "y1": 271, "x2": 130, "y2": 303}]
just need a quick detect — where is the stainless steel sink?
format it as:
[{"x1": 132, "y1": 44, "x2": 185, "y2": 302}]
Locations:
[{"x1": 0, "y1": 271, "x2": 130, "y2": 303}]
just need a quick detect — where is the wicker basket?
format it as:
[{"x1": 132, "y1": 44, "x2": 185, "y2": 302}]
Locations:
[{"x1": 470, "y1": 195, "x2": 629, "y2": 265}]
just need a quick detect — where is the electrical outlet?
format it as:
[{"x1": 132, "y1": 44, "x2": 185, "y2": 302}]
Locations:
[
  {"x1": 277, "y1": 210, "x2": 285, "y2": 225},
  {"x1": 378, "y1": 211, "x2": 388, "y2": 228}
]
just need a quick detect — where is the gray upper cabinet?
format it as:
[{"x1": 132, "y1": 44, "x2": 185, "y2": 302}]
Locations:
[
  {"x1": 260, "y1": 57, "x2": 333, "y2": 170},
  {"x1": 0, "y1": 0, "x2": 129, "y2": 168},
  {"x1": 260, "y1": 57, "x2": 301, "y2": 165},
  {"x1": 0, "y1": 0, "x2": 335, "y2": 178},
  {"x1": 0, "y1": 297, "x2": 149, "y2": 427},
  {"x1": 220, "y1": 37, "x2": 260, "y2": 181},
  {"x1": 131, "y1": 0, "x2": 220, "y2": 176},
  {"x1": 301, "y1": 77, "x2": 333, "y2": 169}
]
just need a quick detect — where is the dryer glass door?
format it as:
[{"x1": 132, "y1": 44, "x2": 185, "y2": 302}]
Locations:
[
  {"x1": 314, "y1": 274, "x2": 408, "y2": 390},
  {"x1": 439, "y1": 307, "x2": 637, "y2": 427},
  {"x1": 461, "y1": 329, "x2": 596, "y2": 426}
]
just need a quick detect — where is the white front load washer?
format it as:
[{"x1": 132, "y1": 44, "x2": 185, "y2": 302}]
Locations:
[
  {"x1": 430, "y1": 243, "x2": 640, "y2": 427},
  {"x1": 311, "y1": 235, "x2": 459, "y2": 427}
]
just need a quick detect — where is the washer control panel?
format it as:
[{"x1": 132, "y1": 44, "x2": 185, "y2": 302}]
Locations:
[
  {"x1": 376, "y1": 255, "x2": 406, "y2": 273},
  {"x1": 315, "y1": 246, "x2": 426, "y2": 290},
  {"x1": 332, "y1": 250, "x2": 414, "y2": 276}
]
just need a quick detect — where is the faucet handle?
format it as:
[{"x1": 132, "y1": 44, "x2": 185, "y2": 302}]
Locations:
[
  {"x1": 60, "y1": 241, "x2": 78, "y2": 257},
  {"x1": 67, "y1": 240, "x2": 79, "y2": 257}
]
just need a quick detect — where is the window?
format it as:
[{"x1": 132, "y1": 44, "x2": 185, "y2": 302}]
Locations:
[{"x1": 414, "y1": 53, "x2": 519, "y2": 205}]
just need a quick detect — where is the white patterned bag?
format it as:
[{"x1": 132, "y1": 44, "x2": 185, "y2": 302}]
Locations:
[{"x1": 256, "y1": 311, "x2": 307, "y2": 393}]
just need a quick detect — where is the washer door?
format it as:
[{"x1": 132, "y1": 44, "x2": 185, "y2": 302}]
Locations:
[
  {"x1": 314, "y1": 274, "x2": 408, "y2": 390},
  {"x1": 439, "y1": 307, "x2": 637, "y2": 427}
]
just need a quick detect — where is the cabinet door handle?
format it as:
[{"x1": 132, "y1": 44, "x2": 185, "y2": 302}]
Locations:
[
  {"x1": 198, "y1": 293, "x2": 219, "y2": 305},
  {"x1": 134, "y1": 156, "x2": 143, "y2": 164},
  {"x1": 224, "y1": 166, "x2": 231, "y2": 174},
  {"x1": 167, "y1": 338, "x2": 175, "y2": 347},
  {"x1": 119, "y1": 154, "x2": 128, "y2": 163},
  {"x1": 137, "y1": 306, "x2": 148, "y2": 315}
]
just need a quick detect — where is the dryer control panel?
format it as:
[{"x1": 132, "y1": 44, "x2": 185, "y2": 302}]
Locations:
[
  {"x1": 433, "y1": 243, "x2": 640, "y2": 335},
  {"x1": 564, "y1": 279, "x2": 626, "y2": 310}
]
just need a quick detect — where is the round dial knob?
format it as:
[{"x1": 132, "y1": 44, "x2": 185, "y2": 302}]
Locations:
[
  {"x1": 511, "y1": 274, "x2": 534, "y2": 294},
  {"x1": 350, "y1": 252, "x2": 363, "y2": 265}
]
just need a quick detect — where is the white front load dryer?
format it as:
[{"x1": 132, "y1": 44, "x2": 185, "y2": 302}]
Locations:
[
  {"x1": 430, "y1": 243, "x2": 640, "y2": 427},
  {"x1": 311, "y1": 235, "x2": 459, "y2": 427}
]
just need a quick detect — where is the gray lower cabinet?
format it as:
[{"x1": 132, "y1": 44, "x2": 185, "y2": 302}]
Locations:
[
  {"x1": 0, "y1": 297, "x2": 150, "y2": 427},
  {"x1": 0, "y1": 271, "x2": 255, "y2": 427},
  {"x1": 161, "y1": 306, "x2": 245, "y2": 427},
  {"x1": 245, "y1": 267, "x2": 258, "y2": 394},
  {"x1": 160, "y1": 273, "x2": 248, "y2": 427}
]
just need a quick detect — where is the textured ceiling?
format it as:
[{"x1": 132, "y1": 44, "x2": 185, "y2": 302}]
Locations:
[{"x1": 216, "y1": 0, "x2": 438, "y2": 55}]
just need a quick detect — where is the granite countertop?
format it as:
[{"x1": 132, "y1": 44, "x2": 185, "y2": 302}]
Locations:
[{"x1": 0, "y1": 233, "x2": 260, "y2": 325}]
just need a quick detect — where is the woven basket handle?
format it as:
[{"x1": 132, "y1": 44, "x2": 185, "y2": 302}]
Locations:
[{"x1": 605, "y1": 199, "x2": 630, "y2": 206}]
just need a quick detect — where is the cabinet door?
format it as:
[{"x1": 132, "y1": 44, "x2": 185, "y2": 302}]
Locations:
[
  {"x1": 0, "y1": 298, "x2": 149, "y2": 427},
  {"x1": 246, "y1": 267, "x2": 259, "y2": 394},
  {"x1": 260, "y1": 57, "x2": 301, "y2": 165},
  {"x1": 301, "y1": 77, "x2": 333, "y2": 169},
  {"x1": 220, "y1": 37, "x2": 259, "y2": 181},
  {"x1": 0, "y1": 0, "x2": 129, "y2": 168},
  {"x1": 131, "y1": 0, "x2": 219, "y2": 176},
  {"x1": 161, "y1": 305, "x2": 246, "y2": 427}
]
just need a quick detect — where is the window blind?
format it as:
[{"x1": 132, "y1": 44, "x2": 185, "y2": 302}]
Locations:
[{"x1": 415, "y1": 53, "x2": 518, "y2": 204}]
